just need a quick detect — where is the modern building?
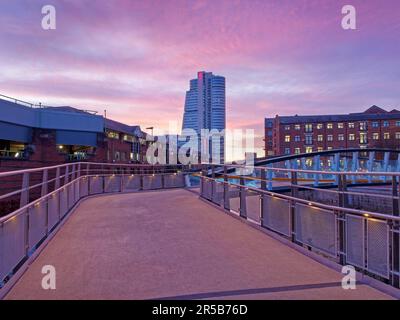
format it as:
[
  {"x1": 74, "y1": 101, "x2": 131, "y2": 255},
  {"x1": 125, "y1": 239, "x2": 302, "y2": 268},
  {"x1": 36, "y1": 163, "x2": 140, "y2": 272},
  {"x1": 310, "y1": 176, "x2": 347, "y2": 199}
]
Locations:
[
  {"x1": 0, "y1": 95, "x2": 150, "y2": 172},
  {"x1": 182, "y1": 71, "x2": 226, "y2": 163},
  {"x1": 265, "y1": 106, "x2": 400, "y2": 156}
]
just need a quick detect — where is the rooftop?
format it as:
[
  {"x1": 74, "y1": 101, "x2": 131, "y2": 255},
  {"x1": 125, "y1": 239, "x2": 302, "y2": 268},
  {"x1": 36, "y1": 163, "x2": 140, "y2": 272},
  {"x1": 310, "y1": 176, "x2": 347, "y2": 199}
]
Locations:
[{"x1": 265, "y1": 106, "x2": 400, "y2": 125}]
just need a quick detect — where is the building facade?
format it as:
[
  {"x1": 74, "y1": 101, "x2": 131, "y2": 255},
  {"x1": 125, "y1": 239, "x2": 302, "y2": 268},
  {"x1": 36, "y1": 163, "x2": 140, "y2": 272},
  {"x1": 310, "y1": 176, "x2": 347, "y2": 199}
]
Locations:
[
  {"x1": 265, "y1": 106, "x2": 400, "y2": 156},
  {"x1": 0, "y1": 96, "x2": 150, "y2": 172},
  {"x1": 182, "y1": 71, "x2": 226, "y2": 163}
]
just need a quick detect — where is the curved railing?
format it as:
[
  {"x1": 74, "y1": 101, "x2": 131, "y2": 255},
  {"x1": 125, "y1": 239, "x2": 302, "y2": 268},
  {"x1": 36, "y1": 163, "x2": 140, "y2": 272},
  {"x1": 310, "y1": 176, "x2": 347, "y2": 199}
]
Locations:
[
  {"x1": 199, "y1": 163, "x2": 400, "y2": 290},
  {"x1": 0, "y1": 162, "x2": 198, "y2": 295}
]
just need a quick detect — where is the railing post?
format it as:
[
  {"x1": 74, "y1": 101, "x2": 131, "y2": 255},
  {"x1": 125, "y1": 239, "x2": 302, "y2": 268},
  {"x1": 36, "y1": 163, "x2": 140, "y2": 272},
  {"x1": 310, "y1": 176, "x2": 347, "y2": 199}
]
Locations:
[
  {"x1": 391, "y1": 175, "x2": 400, "y2": 288},
  {"x1": 338, "y1": 174, "x2": 347, "y2": 265},
  {"x1": 64, "y1": 165, "x2": 69, "y2": 186},
  {"x1": 41, "y1": 169, "x2": 48, "y2": 197},
  {"x1": 239, "y1": 176, "x2": 247, "y2": 219},
  {"x1": 223, "y1": 165, "x2": 229, "y2": 210},
  {"x1": 20, "y1": 172, "x2": 30, "y2": 208}
]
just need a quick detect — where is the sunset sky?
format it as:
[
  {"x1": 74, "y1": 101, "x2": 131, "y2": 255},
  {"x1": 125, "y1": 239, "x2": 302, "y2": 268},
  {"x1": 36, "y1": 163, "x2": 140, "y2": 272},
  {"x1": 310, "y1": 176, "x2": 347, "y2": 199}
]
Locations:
[{"x1": 0, "y1": 0, "x2": 399, "y2": 159}]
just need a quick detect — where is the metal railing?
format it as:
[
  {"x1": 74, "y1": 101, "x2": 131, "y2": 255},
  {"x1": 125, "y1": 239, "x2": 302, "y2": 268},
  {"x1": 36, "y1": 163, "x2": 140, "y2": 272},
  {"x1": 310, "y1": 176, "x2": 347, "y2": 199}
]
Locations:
[
  {"x1": 0, "y1": 162, "x2": 199, "y2": 290},
  {"x1": 199, "y1": 164, "x2": 400, "y2": 289}
]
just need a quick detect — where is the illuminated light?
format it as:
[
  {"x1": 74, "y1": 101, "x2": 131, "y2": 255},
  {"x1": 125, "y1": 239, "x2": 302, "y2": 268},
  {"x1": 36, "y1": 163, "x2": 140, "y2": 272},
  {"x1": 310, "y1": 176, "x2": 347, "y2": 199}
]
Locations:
[
  {"x1": 14, "y1": 152, "x2": 20, "y2": 158},
  {"x1": 152, "y1": 174, "x2": 155, "y2": 177},
  {"x1": 308, "y1": 202, "x2": 313, "y2": 206},
  {"x1": 34, "y1": 202, "x2": 41, "y2": 207},
  {"x1": 364, "y1": 214, "x2": 370, "y2": 217},
  {"x1": 131, "y1": 174, "x2": 134, "y2": 177},
  {"x1": 58, "y1": 145, "x2": 64, "y2": 150}
]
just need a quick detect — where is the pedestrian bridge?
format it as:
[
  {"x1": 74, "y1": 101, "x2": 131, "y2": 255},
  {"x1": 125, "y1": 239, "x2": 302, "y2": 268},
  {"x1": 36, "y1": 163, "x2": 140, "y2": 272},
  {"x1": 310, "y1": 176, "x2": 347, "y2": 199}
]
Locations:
[{"x1": 0, "y1": 158, "x2": 399, "y2": 299}]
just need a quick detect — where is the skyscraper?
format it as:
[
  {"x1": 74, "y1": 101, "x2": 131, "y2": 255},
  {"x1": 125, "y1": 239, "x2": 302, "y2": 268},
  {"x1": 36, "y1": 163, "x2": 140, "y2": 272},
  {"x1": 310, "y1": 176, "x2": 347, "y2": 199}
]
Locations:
[{"x1": 182, "y1": 71, "x2": 226, "y2": 163}]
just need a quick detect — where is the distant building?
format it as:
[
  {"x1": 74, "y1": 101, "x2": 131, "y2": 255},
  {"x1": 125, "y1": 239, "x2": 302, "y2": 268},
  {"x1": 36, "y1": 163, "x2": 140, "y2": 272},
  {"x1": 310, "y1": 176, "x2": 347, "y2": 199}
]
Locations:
[
  {"x1": 182, "y1": 71, "x2": 226, "y2": 163},
  {"x1": 0, "y1": 95, "x2": 150, "y2": 171},
  {"x1": 265, "y1": 106, "x2": 400, "y2": 156}
]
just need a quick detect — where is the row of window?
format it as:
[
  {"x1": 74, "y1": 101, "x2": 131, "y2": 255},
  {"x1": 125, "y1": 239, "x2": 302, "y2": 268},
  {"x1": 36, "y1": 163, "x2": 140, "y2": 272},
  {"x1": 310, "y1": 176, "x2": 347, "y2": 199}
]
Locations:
[
  {"x1": 284, "y1": 147, "x2": 334, "y2": 155},
  {"x1": 284, "y1": 132, "x2": 400, "y2": 143},
  {"x1": 283, "y1": 120, "x2": 400, "y2": 131}
]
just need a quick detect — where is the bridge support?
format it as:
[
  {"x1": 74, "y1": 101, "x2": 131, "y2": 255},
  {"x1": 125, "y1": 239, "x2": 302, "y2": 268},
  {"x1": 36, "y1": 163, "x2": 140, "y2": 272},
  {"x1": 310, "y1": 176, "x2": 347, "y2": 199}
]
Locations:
[
  {"x1": 367, "y1": 151, "x2": 375, "y2": 183},
  {"x1": 333, "y1": 153, "x2": 340, "y2": 185},
  {"x1": 351, "y1": 152, "x2": 358, "y2": 184},
  {"x1": 313, "y1": 155, "x2": 320, "y2": 187},
  {"x1": 383, "y1": 152, "x2": 390, "y2": 182}
]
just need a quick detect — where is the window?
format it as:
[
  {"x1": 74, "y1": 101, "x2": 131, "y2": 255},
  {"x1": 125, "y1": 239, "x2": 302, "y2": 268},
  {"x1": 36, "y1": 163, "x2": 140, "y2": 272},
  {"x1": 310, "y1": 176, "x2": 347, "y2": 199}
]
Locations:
[
  {"x1": 327, "y1": 146, "x2": 333, "y2": 150},
  {"x1": 359, "y1": 122, "x2": 367, "y2": 130},
  {"x1": 327, "y1": 135, "x2": 333, "y2": 142},
  {"x1": 396, "y1": 121, "x2": 400, "y2": 127},
  {"x1": 396, "y1": 132, "x2": 400, "y2": 140},
  {"x1": 284, "y1": 135, "x2": 291, "y2": 142},
  {"x1": 349, "y1": 134, "x2": 355, "y2": 141},
  {"x1": 384, "y1": 132, "x2": 390, "y2": 140},
  {"x1": 305, "y1": 124, "x2": 313, "y2": 133},
  {"x1": 373, "y1": 133, "x2": 380, "y2": 140},
  {"x1": 305, "y1": 147, "x2": 313, "y2": 153},
  {"x1": 294, "y1": 147, "x2": 301, "y2": 154},
  {"x1": 348, "y1": 122, "x2": 355, "y2": 129},
  {"x1": 266, "y1": 121, "x2": 273, "y2": 128},
  {"x1": 294, "y1": 124, "x2": 301, "y2": 130},
  {"x1": 338, "y1": 123, "x2": 344, "y2": 129},
  {"x1": 338, "y1": 134, "x2": 344, "y2": 141},
  {"x1": 372, "y1": 122, "x2": 379, "y2": 128},
  {"x1": 317, "y1": 147, "x2": 323, "y2": 152},
  {"x1": 107, "y1": 131, "x2": 119, "y2": 139},
  {"x1": 360, "y1": 132, "x2": 367, "y2": 144},
  {"x1": 317, "y1": 135, "x2": 323, "y2": 142},
  {"x1": 305, "y1": 135, "x2": 313, "y2": 145},
  {"x1": 317, "y1": 123, "x2": 323, "y2": 130},
  {"x1": 294, "y1": 135, "x2": 301, "y2": 142},
  {"x1": 284, "y1": 125, "x2": 291, "y2": 130},
  {"x1": 327, "y1": 123, "x2": 333, "y2": 129},
  {"x1": 284, "y1": 148, "x2": 291, "y2": 155},
  {"x1": 383, "y1": 121, "x2": 389, "y2": 127},
  {"x1": 267, "y1": 130, "x2": 273, "y2": 136}
]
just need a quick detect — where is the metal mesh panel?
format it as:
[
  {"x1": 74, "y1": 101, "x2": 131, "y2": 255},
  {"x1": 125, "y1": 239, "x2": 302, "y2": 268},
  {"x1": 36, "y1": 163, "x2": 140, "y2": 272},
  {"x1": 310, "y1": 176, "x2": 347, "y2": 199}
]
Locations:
[
  {"x1": 104, "y1": 176, "x2": 121, "y2": 193},
  {"x1": 122, "y1": 175, "x2": 141, "y2": 191},
  {"x1": 47, "y1": 193, "x2": 60, "y2": 230},
  {"x1": 228, "y1": 185, "x2": 240, "y2": 214},
  {"x1": 295, "y1": 203, "x2": 336, "y2": 256},
  {"x1": 142, "y1": 175, "x2": 162, "y2": 190},
  {"x1": 79, "y1": 177, "x2": 89, "y2": 198},
  {"x1": 202, "y1": 179, "x2": 212, "y2": 200},
  {"x1": 212, "y1": 181, "x2": 224, "y2": 206},
  {"x1": 367, "y1": 219, "x2": 389, "y2": 278},
  {"x1": 67, "y1": 183, "x2": 75, "y2": 209},
  {"x1": 262, "y1": 195, "x2": 291, "y2": 236},
  {"x1": 0, "y1": 211, "x2": 27, "y2": 282},
  {"x1": 89, "y1": 176, "x2": 103, "y2": 194},
  {"x1": 245, "y1": 190, "x2": 261, "y2": 223},
  {"x1": 59, "y1": 187, "x2": 69, "y2": 217},
  {"x1": 28, "y1": 202, "x2": 47, "y2": 250},
  {"x1": 74, "y1": 180, "x2": 80, "y2": 203},
  {"x1": 164, "y1": 174, "x2": 185, "y2": 188},
  {"x1": 346, "y1": 214, "x2": 365, "y2": 268}
]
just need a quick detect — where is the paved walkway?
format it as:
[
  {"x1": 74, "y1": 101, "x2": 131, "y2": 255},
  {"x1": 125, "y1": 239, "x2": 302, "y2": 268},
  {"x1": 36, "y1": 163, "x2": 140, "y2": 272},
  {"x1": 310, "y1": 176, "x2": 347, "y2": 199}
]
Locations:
[{"x1": 6, "y1": 189, "x2": 393, "y2": 300}]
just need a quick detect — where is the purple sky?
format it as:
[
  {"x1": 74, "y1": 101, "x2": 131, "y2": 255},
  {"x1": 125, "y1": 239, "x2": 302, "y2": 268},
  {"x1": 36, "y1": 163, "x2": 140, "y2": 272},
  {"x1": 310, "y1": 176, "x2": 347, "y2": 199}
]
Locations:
[{"x1": 0, "y1": 0, "x2": 399, "y2": 158}]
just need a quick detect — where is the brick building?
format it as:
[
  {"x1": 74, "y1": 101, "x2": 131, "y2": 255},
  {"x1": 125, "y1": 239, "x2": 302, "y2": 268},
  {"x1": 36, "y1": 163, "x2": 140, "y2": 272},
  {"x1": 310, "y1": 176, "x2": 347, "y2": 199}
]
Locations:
[
  {"x1": 0, "y1": 96, "x2": 151, "y2": 172},
  {"x1": 264, "y1": 106, "x2": 400, "y2": 156}
]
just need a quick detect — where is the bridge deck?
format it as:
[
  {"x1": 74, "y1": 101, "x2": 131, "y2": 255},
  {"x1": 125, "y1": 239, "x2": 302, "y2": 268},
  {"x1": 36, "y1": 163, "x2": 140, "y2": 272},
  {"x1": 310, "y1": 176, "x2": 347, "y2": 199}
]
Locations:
[{"x1": 6, "y1": 189, "x2": 393, "y2": 300}]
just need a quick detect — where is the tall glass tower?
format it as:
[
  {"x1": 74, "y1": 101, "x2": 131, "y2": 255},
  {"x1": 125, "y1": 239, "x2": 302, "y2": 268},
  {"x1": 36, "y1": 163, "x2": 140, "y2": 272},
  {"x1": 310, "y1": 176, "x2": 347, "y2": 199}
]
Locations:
[{"x1": 182, "y1": 71, "x2": 226, "y2": 163}]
